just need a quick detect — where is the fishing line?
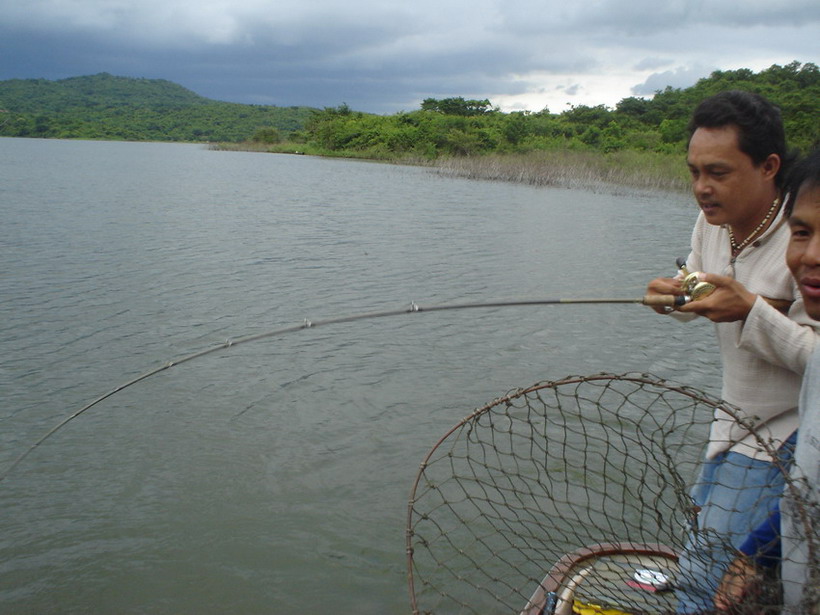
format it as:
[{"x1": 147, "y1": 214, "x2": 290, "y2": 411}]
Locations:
[{"x1": 0, "y1": 294, "x2": 678, "y2": 482}]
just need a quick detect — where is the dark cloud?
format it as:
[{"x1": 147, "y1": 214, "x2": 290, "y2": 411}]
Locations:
[
  {"x1": 631, "y1": 65, "x2": 715, "y2": 96},
  {"x1": 1, "y1": 0, "x2": 817, "y2": 114},
  {"x1": 557, "y1": 0, "x2": 820, "y2": 34}
]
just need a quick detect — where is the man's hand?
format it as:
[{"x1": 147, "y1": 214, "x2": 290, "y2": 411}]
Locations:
[
  {"x1": 645, "y1": 277, "x2": 684, "y2": 314},
  {"x1": 714, "y1": 556, "x2": 762, "y2": 612},
  {"x1": 676, "y1": 272, "x2": 757, "y2": 322}
]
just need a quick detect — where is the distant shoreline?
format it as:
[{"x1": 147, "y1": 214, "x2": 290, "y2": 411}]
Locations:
[{"x1": 210, "y1": 142, "x2": 690, "y2": 194}]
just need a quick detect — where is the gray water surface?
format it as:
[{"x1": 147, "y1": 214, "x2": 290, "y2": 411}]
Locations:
[{"x1": 0, "y1": 138, "x2": 719, "y2": 614}]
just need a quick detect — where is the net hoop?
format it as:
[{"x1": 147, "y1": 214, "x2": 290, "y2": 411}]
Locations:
[{"x1": 406, "y1": 372, "x2": 816, "y2": 615}]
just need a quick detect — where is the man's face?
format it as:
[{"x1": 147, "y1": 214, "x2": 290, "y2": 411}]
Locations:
[
  {"x1": 687, "y1": 125, "x2": 779, "y2": 233},
  {"x1": 787, "y1": 184, "x2": 820, "y2": 320}
]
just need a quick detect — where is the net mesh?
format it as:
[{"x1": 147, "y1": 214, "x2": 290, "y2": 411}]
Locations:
[{"x1": 406, "y1": 372, "x2": 818, "y2": 615}]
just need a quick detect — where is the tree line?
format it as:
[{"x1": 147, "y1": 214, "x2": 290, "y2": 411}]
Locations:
[
  {"x1": 293, "y1": 62, "x2": 817, "y2": 159},
  {"x1": 0, "y1": 63, "x2": 816, "y2": 159}
]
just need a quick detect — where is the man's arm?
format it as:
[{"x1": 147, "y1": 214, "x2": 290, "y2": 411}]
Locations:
[
  {"x1": 739, "y1": 297, "x2": 819, "y2": 374},
  {"x1": 675, "y1": 272, "x2": 819, "y2": 373}
]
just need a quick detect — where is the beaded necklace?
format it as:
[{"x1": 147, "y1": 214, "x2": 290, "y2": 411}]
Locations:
[{"x1": 727, "y1": 197, "x2": 780, "y2": 257}]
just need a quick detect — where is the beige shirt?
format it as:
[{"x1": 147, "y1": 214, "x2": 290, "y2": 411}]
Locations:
[{"x1": 679, "y1": 208, "x2": 819, "y2": 460}]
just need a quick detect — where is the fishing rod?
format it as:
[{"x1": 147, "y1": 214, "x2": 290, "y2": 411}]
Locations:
[{"x1": 0, "y1": 294, "x2": 681, "y2": 483}]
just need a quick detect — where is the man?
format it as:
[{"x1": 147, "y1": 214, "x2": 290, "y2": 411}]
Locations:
[
  {"x1": 714, "y1": 148, "x2": 820, "y2": 613},
  {"x1": 645, "y1": 91, "x2": 819, "y2": 612}
]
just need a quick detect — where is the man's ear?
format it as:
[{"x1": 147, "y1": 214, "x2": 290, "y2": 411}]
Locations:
[{"x1": 760, "y1": 153, "x2": 781, "y2": 181}]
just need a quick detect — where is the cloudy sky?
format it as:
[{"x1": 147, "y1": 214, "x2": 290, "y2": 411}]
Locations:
[{"x1": 1, "y1": 0, "x2": 817, "y2": 114}]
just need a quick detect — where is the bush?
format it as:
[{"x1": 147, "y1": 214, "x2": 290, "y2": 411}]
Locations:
[{"x1": 251, "y1": 127, "x2": 282, "y2": 143}]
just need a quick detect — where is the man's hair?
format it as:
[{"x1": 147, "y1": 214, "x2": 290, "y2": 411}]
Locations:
[
  {"x1": 785, "y1": 147, "x2": 820, "y2": 217},
  {"x1": 688, "y1": 90, "x2": 794, "y2": 186}
]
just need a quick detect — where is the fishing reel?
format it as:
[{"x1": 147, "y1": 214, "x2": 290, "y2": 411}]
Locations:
[{"x1": 676, "y1": 257, "x2": 715, "y2": 302}]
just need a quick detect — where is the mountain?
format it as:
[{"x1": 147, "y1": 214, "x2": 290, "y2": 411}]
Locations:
[{"x1": 0, "y1": 73, "x2": 318, "y2": 142}]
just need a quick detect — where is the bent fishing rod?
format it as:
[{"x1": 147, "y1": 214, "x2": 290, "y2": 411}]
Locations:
[{"x1": 0, "y1": 294, "x2": 682, "y2": 483}]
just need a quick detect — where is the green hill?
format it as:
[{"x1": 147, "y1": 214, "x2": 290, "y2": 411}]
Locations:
[{"x1": 0, "y1": 73, "x2": 317, "y2": 142}]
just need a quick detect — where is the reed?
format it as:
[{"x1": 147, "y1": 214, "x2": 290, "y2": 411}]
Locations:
[
  {"x1": 210, "y1": 142, "x2": 691, "y2": 193},
  {"x1": 208, "y1": 142, "x2": 271, "y2": 152},
  {"x1": 432, "y1": 150, "x2": 690, "y2": 193}
]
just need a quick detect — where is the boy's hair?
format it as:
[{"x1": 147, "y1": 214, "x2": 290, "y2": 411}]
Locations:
[
  {"x1": 689, "y1": 90, "x2": 795, "y2": 187},
  {"x1": 785, "y1": 147, "x2": 820, "y2": 217}
]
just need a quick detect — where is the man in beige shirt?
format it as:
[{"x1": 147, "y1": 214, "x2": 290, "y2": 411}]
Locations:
[{"x1": 646, "y1": 90, "x2": 819, "y2": 612}]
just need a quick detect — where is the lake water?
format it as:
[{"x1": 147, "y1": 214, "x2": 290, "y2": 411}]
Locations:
[{"x1": 0, "y1": 138, "x2": 720, "y2": 614}]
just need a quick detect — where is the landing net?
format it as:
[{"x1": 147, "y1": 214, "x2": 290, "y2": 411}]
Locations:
[{"x1": 406, "y1": 372, "x2": 818, "y2": 615}]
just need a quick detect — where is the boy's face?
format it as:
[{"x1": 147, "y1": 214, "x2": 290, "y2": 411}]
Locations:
[{"x1": 787, "y1": 183, "x2": 820, "y2": 320}]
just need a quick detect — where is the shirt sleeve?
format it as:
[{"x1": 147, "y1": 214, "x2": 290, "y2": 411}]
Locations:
[
  {"x1": 739, "y1": 296, "x2": 820, "y2": 374},
  {"x1": 675, "y1": 219, "x2": 704, "y2": 275},
  {"x1": 738, "y1": 507, "x2": 782, "y2": 569}
]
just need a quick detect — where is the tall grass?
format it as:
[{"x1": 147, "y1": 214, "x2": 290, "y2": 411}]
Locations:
[
  {"x1": 210, "y1": 142, "x2": 691, "y2": 193},
  {"x1": 432, "y1": 150, "x2": 690, "y2": 193}
]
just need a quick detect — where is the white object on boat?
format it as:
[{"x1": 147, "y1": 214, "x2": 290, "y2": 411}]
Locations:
[{"x1": 633, "y1": 568, "x2": 670, "y2": 590}]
